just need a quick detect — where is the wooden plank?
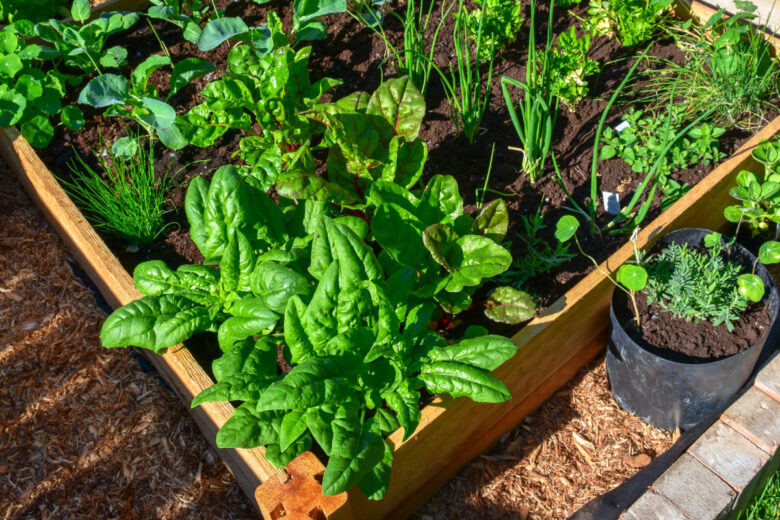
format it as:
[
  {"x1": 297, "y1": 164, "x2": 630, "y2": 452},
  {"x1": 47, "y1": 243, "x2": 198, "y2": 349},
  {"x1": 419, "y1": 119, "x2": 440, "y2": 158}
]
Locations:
[{"x1": 0, "y1": 126, "x2": 290, "y2": 510}]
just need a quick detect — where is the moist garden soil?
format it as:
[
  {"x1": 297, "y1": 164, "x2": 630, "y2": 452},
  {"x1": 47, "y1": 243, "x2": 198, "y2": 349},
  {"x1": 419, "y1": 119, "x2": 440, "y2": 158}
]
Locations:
[{"x1": 39, "y1": 0, "x2": 778, "y2": 314}]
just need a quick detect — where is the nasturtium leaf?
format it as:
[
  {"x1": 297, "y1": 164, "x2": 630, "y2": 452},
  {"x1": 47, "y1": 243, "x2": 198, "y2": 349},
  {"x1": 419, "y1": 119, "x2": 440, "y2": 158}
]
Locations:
[
  {"x1": 419, "y1": 361, "x2": 511, "y2": 403},
  {"x1": 428, "y1": 335, "x2": 517, "y2": 371},
  {"x1": 61, "y1": 105, "x2": 84, "y2": 131},
  {"x1": 14, "y1": 75, "x2": 43, "y2": 101},
  {"x1": 170, "y1": 57, "x2": 216, "y2": 96},
  {"x1": 758, "y1": 241, "x2": 780, "y2": 265},
  {"x1": 555, "y1": 215, "x2": 580, "y2": 242},
  {"x1": 738, "y1": 273, "x2": 765, "y2": 302},
  {"x1": 0, "y1": 32, "x2": 18, "y2": 54},
  {"x1": 0, "y1": 90, "x2": 25, "y2": 126},
  {"x1": 484, "y1": 286, "x2": 536, "y2": 324},
  {"x1": 472, "y1": 199, "x2": 509, "y2": 243},
  {"x1": 198, "y1": 17, "x2": 249, "y2": 51},
  {"x1": 703, "y1": 232, "x2": 722, "y2": 249},
  {"x1": 724, "y1": 205, "x2": 745, "y2": 223},
  {"x1": 616, "y1": 264, "x2": 648, "y2": 292},
  {"x1": 366, "y1": 76, "x2": 425, "y2": 140},
  {"x1": 20, "y1": 114, "x2": 53, "y2": 148},
  {"x1": 0, "y1": 54, "x2": 23, "y2": 79},
  {"x1": 70, "y1": 0, "x2": 91, "y2": 22},
  {"x1": 78, "y1": 74, "x2": 129, "y2": 107}
]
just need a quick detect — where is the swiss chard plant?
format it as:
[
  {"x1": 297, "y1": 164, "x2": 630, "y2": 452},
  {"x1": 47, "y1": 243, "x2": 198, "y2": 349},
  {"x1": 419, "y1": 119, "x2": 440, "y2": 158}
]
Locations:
[
  {"x1": 78, "y1": 54, "x2": 215, "y2": 153},
  {"x1": 0, "y1": 24, "x2": 83, "y2": 147},
  {"x1": 180, "y1": 14, "x2": 340, "y2": 188},
  {"x1": 369, "y1": 175, "x2": 535, "y2": 324},
  {"x1": 276, "y1": 76, "x2": 427, "y2": 206}
]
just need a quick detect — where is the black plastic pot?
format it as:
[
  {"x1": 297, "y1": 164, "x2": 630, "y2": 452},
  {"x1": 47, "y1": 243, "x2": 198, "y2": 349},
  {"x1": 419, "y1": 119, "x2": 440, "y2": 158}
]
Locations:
[{"x1": 606, "y1": 228, "x2": 779, "y2": 431}]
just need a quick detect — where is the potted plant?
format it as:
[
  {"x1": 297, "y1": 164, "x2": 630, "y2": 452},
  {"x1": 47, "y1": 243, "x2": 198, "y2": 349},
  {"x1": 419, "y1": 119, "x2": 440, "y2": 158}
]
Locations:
[{"x1": 556, "y1": 217, "x2": 780, "y2": 430}]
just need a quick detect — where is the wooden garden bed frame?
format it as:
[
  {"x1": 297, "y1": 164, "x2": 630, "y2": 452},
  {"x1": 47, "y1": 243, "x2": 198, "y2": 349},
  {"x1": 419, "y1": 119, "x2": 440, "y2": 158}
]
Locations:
[{"x1": 2, "y1": 1, "x2": 780, "y2": 518}]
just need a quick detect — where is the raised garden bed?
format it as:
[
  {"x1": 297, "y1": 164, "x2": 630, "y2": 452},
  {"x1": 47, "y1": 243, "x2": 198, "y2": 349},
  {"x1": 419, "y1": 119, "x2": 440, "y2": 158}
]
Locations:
[{"x1": 2, "y1": 0, "x2": 780, "y2": 517}]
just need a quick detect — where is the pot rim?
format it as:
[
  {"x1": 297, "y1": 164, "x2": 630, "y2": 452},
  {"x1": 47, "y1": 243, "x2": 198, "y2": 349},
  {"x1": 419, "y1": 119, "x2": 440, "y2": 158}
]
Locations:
[{"x1": 609, "y1": 227, "x2": 779, "y2": 367}]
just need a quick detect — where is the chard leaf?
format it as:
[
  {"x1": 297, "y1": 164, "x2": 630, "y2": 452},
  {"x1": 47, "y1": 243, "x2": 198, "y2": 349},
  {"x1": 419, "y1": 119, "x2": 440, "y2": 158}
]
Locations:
[
  {"x1": 428, "y1": 335, "x2": 517, "y2": 371},
  {"x1": 422, "y1": 223, "x2": 458, "y2": 271},
  {"x1": 366, "y1": 76, "x2": 425, "y2": 140},
  {"x1": 472, "y1": 199, "x2": 509, "y2": 243},
  {"x1": 100, "y1": 295, "x2": 213, "y2": 352},
  {"x1": 420, "y1": 361, "x2": 511, "y2": 403},
  {"x1": 371, "y1": 203, "x2": 428, "y2": 267},
  {"x1": 216, "y1": 403, "x2": 282, "y2": 448},
  {"x1": 418, "y1": 175, "x2": 463, "y2": 226},
  {"x1": 442, "y1": 235, "x2": 512, "y2": 292},
  {"x1": 484, "y1": 286, "x2": 535, "y2": 324}
]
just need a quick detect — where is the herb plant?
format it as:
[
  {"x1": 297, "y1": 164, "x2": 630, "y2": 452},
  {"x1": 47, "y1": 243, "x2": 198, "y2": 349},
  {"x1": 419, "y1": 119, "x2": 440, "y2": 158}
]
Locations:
[
  {"x1": 581, "y1": 0, "x2": 673, "y2": 47},
  {"x1": 438, "y1": 0, "x2": 496, "y2": 143},
  {"x1": 457, "y1": 0, "x2": 523, "y2": 63},
  {"x1": 501, "y1": 0, "x2": 558, "y2": 183},
  {"x1": 549, "y1": 27, "x2": 601, "y2": 109},
  {"x1": 638, "y1": 1, "x2": 778, "y2": 129},
  {"x1": 57, "y1": 135, "x2": 175, "y2": 245}
]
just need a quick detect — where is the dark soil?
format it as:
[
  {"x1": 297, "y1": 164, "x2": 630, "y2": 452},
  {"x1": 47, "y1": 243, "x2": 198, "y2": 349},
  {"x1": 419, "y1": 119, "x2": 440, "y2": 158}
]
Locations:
[{"x1": 37, "y1": 0, "x2": 779, "y2": 318}]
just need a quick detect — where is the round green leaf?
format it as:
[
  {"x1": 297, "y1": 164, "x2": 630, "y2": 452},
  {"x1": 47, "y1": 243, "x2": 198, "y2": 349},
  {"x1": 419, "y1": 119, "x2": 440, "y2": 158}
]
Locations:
[
  {"x1": 758, "y1": 241, "x2": 780, "y2": 265},
  {"x1": 0, "y1": 90, "x2": 26, "y2": 126},
  {"x1": 70, "y1": 0, "x2": 91, "y2": 23},
  {"x1": 738, "y1": 273, "x2": 764, "y2": 302},
  {"x1": 21, "y1": 114, "x2": 54, "y2": 148},
  {"x1": 555, "y1": 215, "x2": 580, "y2": 242},
  {"x1": 78, "y1": 74, "x2": 129, "y2": 108},
  {"x1": 112, "y1": 136, "x2": 139, "y2": 160},
  {"x1": 484, "y1": 286, "x2": 535, "y2": 324},
  {"x1": 616, "y1": 264, "x2": 648, "y2": 292},
  {"x1": 723, "y1": 205, "x2": 744, "y2": 223},
  {"x1": 198, "y1": 17, "x2": 249, "y2": 51},
  {"x1": 61, "y1": 105, "x2": 84, "y2": 131},
  {"x1": 14, "y1": 74, "x2": 42, "y2": 101}
]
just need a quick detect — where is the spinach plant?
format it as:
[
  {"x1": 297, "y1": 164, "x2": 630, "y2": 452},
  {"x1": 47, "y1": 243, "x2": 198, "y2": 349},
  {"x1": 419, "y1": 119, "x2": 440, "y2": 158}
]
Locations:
[
  {"x1": 34, "y1": 4, "x2": 140, "y2": 75},
  {"x1": 0, "y1": 24, "x2": 82, "y2": 147},
  {"x1": 79, "y1": 54, "x2": 215, "y2": 153}
]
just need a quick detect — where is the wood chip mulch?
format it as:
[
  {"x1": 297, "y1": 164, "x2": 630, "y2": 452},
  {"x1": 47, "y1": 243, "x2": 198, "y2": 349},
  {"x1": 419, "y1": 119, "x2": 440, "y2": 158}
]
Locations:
[
  {"x1": 0, "y1": 160, "x2": 256, "y2": 519},
  {"x1": 416, "y1": 358, "x2": 676, "y2": 520}
]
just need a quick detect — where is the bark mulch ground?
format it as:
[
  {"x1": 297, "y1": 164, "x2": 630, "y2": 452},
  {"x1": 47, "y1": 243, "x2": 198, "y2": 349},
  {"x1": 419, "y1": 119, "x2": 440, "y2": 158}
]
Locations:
[
  {"x1": 0, "y1": 158, "x2": 256, "y2": 519},
  {"x1": 417, "y1": 358, "x2": 675, "y2": 520}
]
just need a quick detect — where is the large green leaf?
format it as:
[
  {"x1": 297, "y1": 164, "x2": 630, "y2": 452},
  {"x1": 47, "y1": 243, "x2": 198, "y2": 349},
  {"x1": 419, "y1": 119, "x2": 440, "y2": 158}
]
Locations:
[
  {"x1": 442, "y1": 235, "x2": 513, "y2": 292},
  {"x1": 198, "y1": 17, "x2": 249, "y2": 51},
  {"x1": 0, "y1": 90, "x2": 26, "y2": 126},
  {"x1": 420, "y1": 361, "x2": 511, "y2": 403},
  {"x1": 213, "y1": 337, "x2": 278, "y2": 380},
  {"x1": 131, "y1": 54, "x2": 171, "y2": 94},
  {"x1": 385, "y1": 379, "x2": 421, "y2": 441},
  {"x1": 100, "y1": 294, "x2": 214, "y2": 352},
  {"x1": 251, "y1": 261, "x2": 312, "y2": 313},
  {"x1": 279, "y1": 409, "x2": 310, "y2": 451},
  {"x1": 366, "y1": 76, "x2": 425, "y2": 140},
  {"x1": 219, "y1": 230, "x2": 255, "y2": 292},
  {"x1": 357, "y1": 439, "x2": 393, "y2": 500},
  {"x1": 170, "y1": 58, "x2": 215, "y2": 97},
  {"x1": 371, "y1": 203, "x2": 428, "y2": 267},
  {"x1": 472, "y1": 199, "x2": 509, "y2": 243},
  {"x1": 284, "y1": 295, "x2": 316, "y2": 364},
  {"x1": 191, "y1": 372, "x2": 277, "y2": 406},
  {"x1": 293, "y1": 0, "x2": 347, "y2": 22},
  {"x1": 216, "y1": 403, "x2": 282, "y2": 448},
  {"x1": 418, "y1": 175, "x2": 463, "y2": 226},
  {"x1": 217, "y1": 297, "x2": 278, "y2": 351},
  {"x1": 309, "y1": 216, "x2": 383, "y2": 286},
  {"x1": 428, "y1": 335, "x2": 517, "y2": 371},
  {"x1": 78, "y1": 74, "x2": 129, "y2": 107},
  {"x1": 321, "y1": 404, "x2": 386, "y2": 496},
  {"x1": 133, "y1": 260, "x2": 219, "y2": 297},
  {"x1": 422, "y1": 223, "x2": 458, "y2": 271}
]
